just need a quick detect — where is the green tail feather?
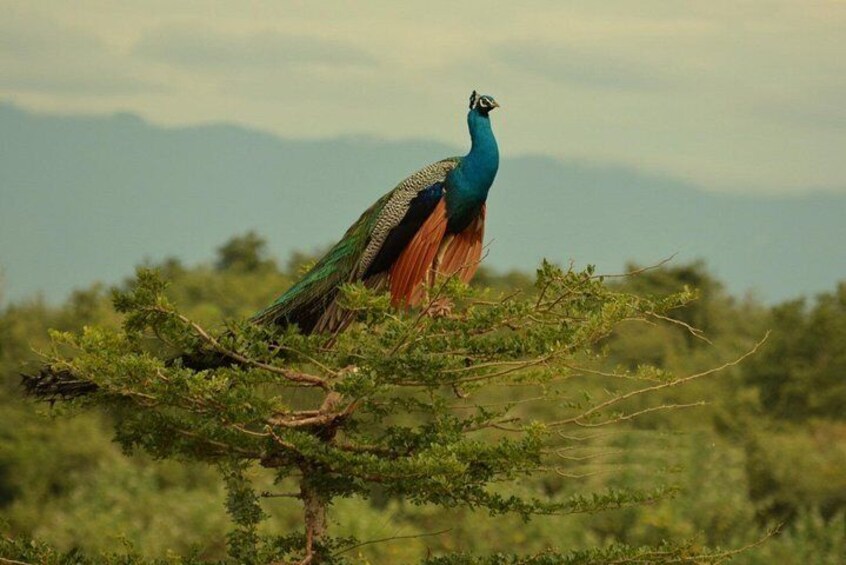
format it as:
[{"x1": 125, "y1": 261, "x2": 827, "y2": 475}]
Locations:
[{"x1": 251, "y1": 193, "x2": 390, "y2": 332}]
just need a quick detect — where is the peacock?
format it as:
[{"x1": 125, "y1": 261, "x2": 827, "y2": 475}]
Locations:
[
  {"x1": 251, "y1": 90, "x2": 500, "y2": 334},
  {"x1": 22, "y1": 91, "x2": 500, "y2": 396}
]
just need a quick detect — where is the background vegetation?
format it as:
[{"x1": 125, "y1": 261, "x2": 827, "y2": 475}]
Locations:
[{"x1": 1, "y1": 234, "x2": 844, "y2": 563}]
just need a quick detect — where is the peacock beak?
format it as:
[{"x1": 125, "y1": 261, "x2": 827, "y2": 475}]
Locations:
[{"x1": 491, "y1": 100, "x2": 501, "y2": 109}]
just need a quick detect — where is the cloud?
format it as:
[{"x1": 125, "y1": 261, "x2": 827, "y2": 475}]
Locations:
[
  {"x1": 0, "y1": 11, "x2": 163, "y2": 96},
  {"x1": 495, "y1": 42, "x2": 671, "y2": 91},
  {"x1": 133, "y1": 26, "x2": 376, "y2": 71},
  {"x1": 0, "y1": 71, "x2": 162, "y2": 96},
  {"x1": 0, "y1": 20, "x2": 102, "y2": 60},
  {"x1": 1, "y1": 1, "x2": 844, "y2": 192}
]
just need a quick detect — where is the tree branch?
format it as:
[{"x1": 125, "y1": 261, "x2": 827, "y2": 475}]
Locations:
[
  {"x1": 150, "y1": 306, "x2": 328, "y2": 389},
  {"x1": 332, "y1": 528, "x2": 452, "y2": 557},
  {"x1": 547, "y1": 333, "x2": 768, "y2": 428}
]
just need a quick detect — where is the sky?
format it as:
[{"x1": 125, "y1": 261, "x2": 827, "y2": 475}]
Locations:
[{"x1": 1, "y1": 1, "x2": 845, "y2": 194}]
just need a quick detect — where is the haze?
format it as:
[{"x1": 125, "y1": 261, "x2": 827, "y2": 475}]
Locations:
[{"x1": 3, "y1": 1, "x2": 845, "y2": 193}]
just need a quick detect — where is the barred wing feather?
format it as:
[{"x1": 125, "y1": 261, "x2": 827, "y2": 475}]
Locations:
[{"x1": 251, "y1": 158, "x2": 460, "y2": 333}]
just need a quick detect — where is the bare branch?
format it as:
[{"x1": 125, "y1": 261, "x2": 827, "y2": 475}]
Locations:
[
  {"x1": 548, "y1": 333, "x2": 768, "y2": 428},
  {"x1": 569, "y1": 402, "x2": 707, "y2": 428},
  {"x1": 174, "y1": 428, "x2": 262, "y2": 458},
  {"x1": 449, "y1": 394, "x2": 549, "y2": 410},
  {"x1": 648, "y1": 311, "x2": 712, "y2": 344},
  {"x1": 0, "y1": 557, "x2": 33, "y2": 565},
  {"x1": 562, "y1": 363, "x2": 661, "y2": 383},
  {"x1": 452, "y1": 353, "x2": 555, "y2": 385},
  {"x1": 272, "y1": 344, "x2": 340, "y2": 377},
  {"x1": 464, "y1": 417, "x2": 521, "y2": 432},
  {"x1": 333, "y1": 528, "x2": 452, "y2": 557},
  {"x1": 545, "y1": 449, "x2": 623, "y2": 461},
  {"x1": 555, "y1": 430, "x2": 623, "y2": 442},
  {"x1": 260, "y1": 491, "x2": 301, "y2": 499},
  {"x1": 595, "y1": 254, "x2": 678, "y2": 279}
]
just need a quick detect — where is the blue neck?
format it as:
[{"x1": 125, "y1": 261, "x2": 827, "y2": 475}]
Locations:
[{"x1": 446, "y1": 109, "x2": 499, "y2": 225}]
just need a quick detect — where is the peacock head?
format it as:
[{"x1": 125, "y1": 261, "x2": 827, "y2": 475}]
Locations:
[{"x1": 469, "y1": 91, "x2": 500, "y2": 116}]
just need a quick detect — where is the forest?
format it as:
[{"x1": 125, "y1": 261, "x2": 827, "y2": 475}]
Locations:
[{"x1": 1, "y1": 233, "x2": 844, "y2": 563}]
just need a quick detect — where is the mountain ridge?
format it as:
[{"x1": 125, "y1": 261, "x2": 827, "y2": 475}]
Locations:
[{"x1": 1, "y1": 102, "x2": 844, "y2": 305}]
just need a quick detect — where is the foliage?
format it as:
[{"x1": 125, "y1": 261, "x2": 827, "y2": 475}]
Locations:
[
  {"x1": 214, "y1": 231, "x2": 277, "y2": 274},
  {"x1": 744, "y1": 420, "x2": 846, "y2": 523},
  {"x1": 741, "y1": 511, "x2": 846, "y2": 565},
  {"x1": 1, "y1": 234, "x2": 844, "y2": 563},
  {"x1": 12, "y1": 253, "x2": 756, "y2": 563},
  {"x1": 744, "y1": 283, "x2": 846, "y2": 421}
]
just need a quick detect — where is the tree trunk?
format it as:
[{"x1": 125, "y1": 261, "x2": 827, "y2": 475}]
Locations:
[{"x1": 300, "y1": 476, "x2": 327, "y2": 564}]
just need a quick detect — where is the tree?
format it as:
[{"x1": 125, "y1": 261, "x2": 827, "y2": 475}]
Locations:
[
  {"x1": 744, "y1": 283, "x2": 846, "y2": 421},
  {"x1": 14, "y1": 262, "x2": 766, "y2": 564},
  {"x1": 215, "y1": 231, "x2": 277, "y2": 273}
]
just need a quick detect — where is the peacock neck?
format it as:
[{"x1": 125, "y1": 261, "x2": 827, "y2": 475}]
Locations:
[
  {"x1": 462, "y1": 109, "x2": 499, "y2": 197},
  {"x1": 445, "y1": 109, "x2": 499, "y2": 229}
]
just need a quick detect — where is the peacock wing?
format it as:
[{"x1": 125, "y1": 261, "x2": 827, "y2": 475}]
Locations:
[
  {"x1": 252, "y1": 157, "x2": 460, "y2": 333},
  {"x1": 355, "y1": 158, "x2": 460, "y2": 278}
]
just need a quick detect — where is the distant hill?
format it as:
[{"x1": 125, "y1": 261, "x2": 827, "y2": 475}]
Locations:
[{"x1": 1, "y1": 102, "x2": 844, "y2": 305}]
